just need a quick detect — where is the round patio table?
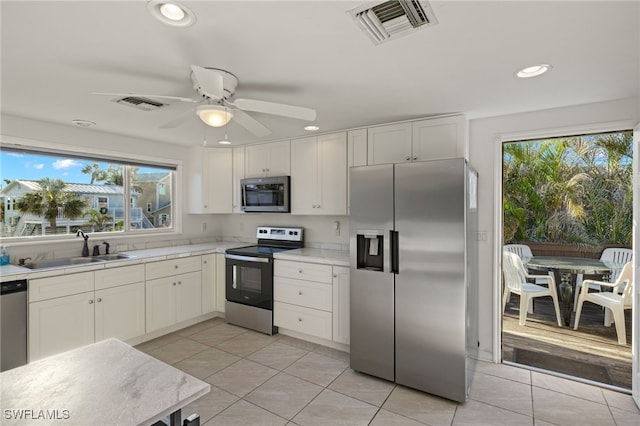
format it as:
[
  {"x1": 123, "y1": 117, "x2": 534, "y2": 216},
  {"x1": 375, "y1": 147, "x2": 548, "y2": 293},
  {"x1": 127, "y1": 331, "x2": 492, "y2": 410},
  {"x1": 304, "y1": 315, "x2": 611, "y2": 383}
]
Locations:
[{"x1": 525, "y1": 256, "x2": 619, "y2": 326}]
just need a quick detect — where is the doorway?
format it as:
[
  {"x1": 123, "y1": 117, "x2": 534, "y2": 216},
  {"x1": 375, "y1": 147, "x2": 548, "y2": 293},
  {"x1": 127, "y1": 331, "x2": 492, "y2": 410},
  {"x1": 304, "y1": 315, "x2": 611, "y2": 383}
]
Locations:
[{"x1": 500, "y1": 130, "x2": 633, "y2": 390}]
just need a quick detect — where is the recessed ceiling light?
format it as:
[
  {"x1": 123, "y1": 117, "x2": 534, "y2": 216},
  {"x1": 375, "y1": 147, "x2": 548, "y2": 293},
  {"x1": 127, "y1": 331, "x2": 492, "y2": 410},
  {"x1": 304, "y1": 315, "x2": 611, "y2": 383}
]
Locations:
[
  {"x1": 516, "y1": 64, "x2": 552, "y2": 78},
  {"x1": 147, "y1": 0, "x2": 196, "y2": 28},
  {"x1": 71, "y1": 119, "x2": 96, "y2": 127},
  {"x1": 304, "y1": 125, "x2": 320, "y2": 131}
]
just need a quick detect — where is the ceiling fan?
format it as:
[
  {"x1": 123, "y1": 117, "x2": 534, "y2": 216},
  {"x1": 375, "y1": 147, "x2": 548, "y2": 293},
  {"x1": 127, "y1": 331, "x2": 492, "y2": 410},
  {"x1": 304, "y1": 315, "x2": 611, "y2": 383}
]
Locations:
[{"x1": 93, "y1": 65, "x2": 317, "y2": 137}]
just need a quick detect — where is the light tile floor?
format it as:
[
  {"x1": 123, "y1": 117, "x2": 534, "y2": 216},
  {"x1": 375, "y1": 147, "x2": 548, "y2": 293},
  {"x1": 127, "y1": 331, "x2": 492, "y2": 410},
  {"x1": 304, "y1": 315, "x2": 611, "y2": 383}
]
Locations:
[{"x1": 135, "y1": 318, "x2": 640, "y2": 425}]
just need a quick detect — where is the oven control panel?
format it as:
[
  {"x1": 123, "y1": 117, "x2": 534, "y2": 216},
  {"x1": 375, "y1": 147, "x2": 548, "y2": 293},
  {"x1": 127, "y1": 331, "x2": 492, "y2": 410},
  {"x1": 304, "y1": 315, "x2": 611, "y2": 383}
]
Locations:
[{"x1": 256, "y1": 226, "x2": 303, "y2": 242}]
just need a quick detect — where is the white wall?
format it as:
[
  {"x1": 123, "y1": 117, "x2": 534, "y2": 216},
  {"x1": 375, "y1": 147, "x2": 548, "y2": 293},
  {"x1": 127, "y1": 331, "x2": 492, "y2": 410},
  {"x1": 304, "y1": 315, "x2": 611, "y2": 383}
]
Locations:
[{"x1": 469, "y1": 97, "x2": 640, "y2": 361}]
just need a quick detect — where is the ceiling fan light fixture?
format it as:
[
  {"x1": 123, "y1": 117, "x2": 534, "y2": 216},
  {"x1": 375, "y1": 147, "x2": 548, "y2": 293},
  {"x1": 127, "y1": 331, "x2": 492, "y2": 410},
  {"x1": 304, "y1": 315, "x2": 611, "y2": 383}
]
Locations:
[
  {"x1": 516, "y1": 64, "x2": 552, "y2": 78},
  {"x1": 196, "y1": 105, "x2": 233, "y2": 127},
  {"x1": 147, "y1": 0, "x2": 196, "y2": 28},
  {"x1": 217, "y1": 140, "x2": 232, "y2": 145}
]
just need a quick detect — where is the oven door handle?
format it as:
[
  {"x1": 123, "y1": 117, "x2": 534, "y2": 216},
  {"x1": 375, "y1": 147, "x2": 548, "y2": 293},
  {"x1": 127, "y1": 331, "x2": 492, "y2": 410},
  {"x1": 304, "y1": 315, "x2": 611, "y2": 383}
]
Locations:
[{"x1": 225, "y1": 254, "x2": 270, "y2": 263}]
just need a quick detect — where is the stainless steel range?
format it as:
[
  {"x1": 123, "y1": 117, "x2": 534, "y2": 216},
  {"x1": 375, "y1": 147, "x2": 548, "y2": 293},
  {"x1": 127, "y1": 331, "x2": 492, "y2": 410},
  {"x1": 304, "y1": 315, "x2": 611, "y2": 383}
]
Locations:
[{"x1": 225, "y1": 226, "x2": 303, "y2": 335}]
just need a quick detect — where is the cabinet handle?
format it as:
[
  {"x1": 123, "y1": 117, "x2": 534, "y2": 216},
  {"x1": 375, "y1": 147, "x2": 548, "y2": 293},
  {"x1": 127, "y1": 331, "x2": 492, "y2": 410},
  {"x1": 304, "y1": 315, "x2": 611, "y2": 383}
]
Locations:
[
  {"x1": 298, "y1": 291, "x2": 303, "y2": 296},
  {"x1": 173, "y1": 282, "x2": 177, "y2": 286},
  {"x1": 97, "y1": 298, "x2": 102, "y2": 303},
  {"x1": 262, "y1": 168, "x2": 266, "y2": 172},
  {"x1": 204, "y1": 204, "x2": 208, "y2": 208},
  {"x1": 266, "y1": 168, "x2": 270, "y2": 172},
  {"x1": 298, "y1": 317, "x2": 302, "y2": 322},
  {"x1": 406, "y1": 156, "x2": 411, "y2": 161},
  {"x1": 178, "y1": 281, "x2": 182, "y2": 285},
  {"x1": 413, "y1": 156, "x2": 417, "y2": 160},
  {"x1": 298, "y1": 269, "x2": 303, "y2": 273},
  {"x1": 333, "y1": 273, "x2": 337, "y2": 278},
  {"x1": 174, "y1": 265, "x2": 178, "y2": 269},
  {"x1": 89, "y1": 299, "x2": 94, "y2": 304},
  {"x1": 203, "y1": 260, "x2": 207, "y2": 264}
]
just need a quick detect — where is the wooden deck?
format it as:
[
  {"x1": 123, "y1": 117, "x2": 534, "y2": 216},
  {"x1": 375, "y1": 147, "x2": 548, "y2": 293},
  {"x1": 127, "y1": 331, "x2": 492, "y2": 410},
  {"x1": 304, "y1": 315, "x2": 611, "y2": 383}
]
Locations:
[{"x1": 502, "y1": 294, "x2": 632, "y2": 389}]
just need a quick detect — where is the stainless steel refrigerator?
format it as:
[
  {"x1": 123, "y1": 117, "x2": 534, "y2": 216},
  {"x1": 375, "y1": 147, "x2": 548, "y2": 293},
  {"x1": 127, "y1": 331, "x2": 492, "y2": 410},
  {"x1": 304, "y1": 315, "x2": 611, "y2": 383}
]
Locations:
[{"x1": 349, "y1": 158, "x2": 478, "y2": 403}]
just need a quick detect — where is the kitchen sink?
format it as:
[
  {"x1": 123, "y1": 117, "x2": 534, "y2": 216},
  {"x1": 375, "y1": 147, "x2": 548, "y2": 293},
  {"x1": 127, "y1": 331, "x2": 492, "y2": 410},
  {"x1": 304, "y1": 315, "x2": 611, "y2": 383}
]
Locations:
[
  {"x1": 22, "y1": 254, "x2": 136, "y2": 269},
  {"x1": 92, "y1": 254, "x2": 137, "y2": 261}
]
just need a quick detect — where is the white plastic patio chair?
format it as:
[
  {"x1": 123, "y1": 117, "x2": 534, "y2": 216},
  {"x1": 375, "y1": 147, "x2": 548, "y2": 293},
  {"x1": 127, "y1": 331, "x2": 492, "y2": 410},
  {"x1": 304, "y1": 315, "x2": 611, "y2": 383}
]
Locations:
[
  {"x1": 502, "y1": 251, "x2": 563, "y2": 327},
  {"x1": 573, "y1": 247, "x2": 633, "y2": 310},
  {"x1": 504, "y1": 243, "x2": 553, "y2": 286},
  {"x1": 573, "y1": 261, "x2": 633, "y2": 345}
]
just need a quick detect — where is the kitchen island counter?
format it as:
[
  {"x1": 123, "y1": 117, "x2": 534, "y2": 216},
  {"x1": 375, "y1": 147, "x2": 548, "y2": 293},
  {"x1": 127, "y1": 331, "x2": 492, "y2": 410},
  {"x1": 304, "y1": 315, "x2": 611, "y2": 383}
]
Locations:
[{"x1": 0, "y1": 338, "x2": 209, "y2": 426}]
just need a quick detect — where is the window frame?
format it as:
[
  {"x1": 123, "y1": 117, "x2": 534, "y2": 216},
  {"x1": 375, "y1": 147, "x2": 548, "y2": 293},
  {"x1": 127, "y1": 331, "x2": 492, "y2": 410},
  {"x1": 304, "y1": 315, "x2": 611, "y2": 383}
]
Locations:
[{"x1": 0, "y1": 137, "x2": 182, "y2": 243}]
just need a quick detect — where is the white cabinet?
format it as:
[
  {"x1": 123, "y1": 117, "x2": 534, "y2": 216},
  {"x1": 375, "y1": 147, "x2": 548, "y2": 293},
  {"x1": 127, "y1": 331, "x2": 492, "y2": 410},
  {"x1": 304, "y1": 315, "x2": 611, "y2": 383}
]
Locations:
[
  {"x1": 332, "y1": 266, "x2": 350, "y2": 345},
  {"x1": 28, "y1": 266, "x2": 145, "y2": 361},
  {"x1": 273, "y1": 260, "x2": 334, "y2": 341},
  {"x1": 367, "y1": 115, "x2": 467, "y2": 165},
  {"x1": 412, "y1": 115, "x2": 466, "y2": 161},
  {"x1": 245, "y1": 140, "x2": 290, "y2": 178},
  {"x1": 347, "y1": 128, "x2": 367, "y2": 214},
  {"x1": 187, "y1": 146, "x2": 233, "y2": 214},
  {"x1": 201, "y1": 254, "x2": 216, "y2": 314},
  {"x1": 215, "y1": 253, "x2": 226, "y2": 313},
  {"x1": 94, "y1": 265, "x2": 145, "y2": 342},
  {"x1": 291, "y1": 132, "x2": 347, "y2": 215},
  {"x1": 367, "y1": 122, "x2": 412, "y2": 165},
  {"x1": 232, "y1": 146, "x2": 245, "y2": 213},
  {"x1": 145, "y1": 258, "x2": 202, "y2": 333}
]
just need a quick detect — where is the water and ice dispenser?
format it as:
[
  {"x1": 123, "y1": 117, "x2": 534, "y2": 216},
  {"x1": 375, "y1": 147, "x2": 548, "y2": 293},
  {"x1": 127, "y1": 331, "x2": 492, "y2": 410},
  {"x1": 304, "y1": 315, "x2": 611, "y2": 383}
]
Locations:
[{"x1": 356, "y1": 230, "x2": 384, "y2": 271}]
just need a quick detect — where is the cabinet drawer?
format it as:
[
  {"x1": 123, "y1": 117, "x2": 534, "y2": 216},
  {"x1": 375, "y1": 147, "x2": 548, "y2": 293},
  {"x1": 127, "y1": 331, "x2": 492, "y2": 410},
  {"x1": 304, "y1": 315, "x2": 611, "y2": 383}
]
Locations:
[
  {"x1": 274, "y1": 301, "x2": 332, "y2": 340},
  {"x1": 274, "y1": 276, "x2": 332, "y2": 311},
  {"x1": 29, "y1": 271, "x2": 94, "y2": 302},
  {"x1": 95, "y1": 264, "x2": 145, "y2": 290},
  {"x1": 145, "y1": 256, "x2": 201, "y2": 280},
  {"x1": 275, "y1": 260, "x2": 332, "y2": 284}
]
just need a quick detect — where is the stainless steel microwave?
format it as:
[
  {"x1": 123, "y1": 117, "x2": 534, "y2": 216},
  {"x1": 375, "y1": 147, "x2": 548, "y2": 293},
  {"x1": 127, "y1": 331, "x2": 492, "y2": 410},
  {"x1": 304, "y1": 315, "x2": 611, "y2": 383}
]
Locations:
[{"x1": 240, "y1": 176, "x2": 290, "y2": 213}]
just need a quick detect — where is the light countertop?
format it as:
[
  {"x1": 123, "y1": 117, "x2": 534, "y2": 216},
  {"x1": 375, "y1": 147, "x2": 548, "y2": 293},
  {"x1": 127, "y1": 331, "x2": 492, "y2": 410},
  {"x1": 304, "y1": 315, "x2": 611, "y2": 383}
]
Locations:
[
  {"x1": 0, "y1": 338, "x2": 209, "y2": 426},
  {"x1": 274, "y1": 247, "x2": 350, "y2": 267}
]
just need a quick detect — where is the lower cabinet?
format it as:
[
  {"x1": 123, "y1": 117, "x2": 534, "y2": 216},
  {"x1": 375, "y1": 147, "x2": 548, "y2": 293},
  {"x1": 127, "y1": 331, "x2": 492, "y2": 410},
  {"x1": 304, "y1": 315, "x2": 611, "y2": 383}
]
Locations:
[
  {"x1": 28, "y1": 265, "x2": 146, "y2": 362},
  {"x1": 146, "y1": 271, "x2": 202, "y2": 333},
  {"x1": 273, "y1": 259, "x2": 349, "y2": 345},
  {"x1": 215, "y1": 253, "x2": 226, "y2": 313}
]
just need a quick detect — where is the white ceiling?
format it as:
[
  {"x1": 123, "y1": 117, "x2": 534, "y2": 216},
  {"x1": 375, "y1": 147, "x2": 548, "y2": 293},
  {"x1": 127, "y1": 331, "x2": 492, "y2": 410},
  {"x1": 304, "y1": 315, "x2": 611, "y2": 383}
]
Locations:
[{"x1": 1, "y1": 1, "x2": 638, "y2": 147}]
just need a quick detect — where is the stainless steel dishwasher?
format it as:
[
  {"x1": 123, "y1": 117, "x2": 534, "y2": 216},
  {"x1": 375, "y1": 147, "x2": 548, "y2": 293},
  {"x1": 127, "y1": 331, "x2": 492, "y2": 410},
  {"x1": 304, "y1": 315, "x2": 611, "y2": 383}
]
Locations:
[{"x1": 1, "y1": 279, "x2": 27, "y2": 372}]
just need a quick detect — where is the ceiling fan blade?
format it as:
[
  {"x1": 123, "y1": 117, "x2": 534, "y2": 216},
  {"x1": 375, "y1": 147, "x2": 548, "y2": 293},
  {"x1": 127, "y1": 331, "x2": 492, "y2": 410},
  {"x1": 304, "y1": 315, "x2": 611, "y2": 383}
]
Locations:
[
  {"x1": 159, "y1": 108, "x2": 195, "y2": 129},
  {"x1": 91, "y1": 92, "x2": 199, "y2": 103},
  {"x1": 234, "y1": 98, "x2": 316, "y2": 121},
  {"x1": 191, "y1": 65, "x2": 223, "y2": 99},
  {"x1": 231, "y1": 109, "x2": 272, "y2": 137}
]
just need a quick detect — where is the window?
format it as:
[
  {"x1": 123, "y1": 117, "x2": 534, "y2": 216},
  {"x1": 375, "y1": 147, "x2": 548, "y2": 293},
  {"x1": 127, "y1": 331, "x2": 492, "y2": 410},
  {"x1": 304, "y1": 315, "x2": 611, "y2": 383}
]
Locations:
[{"x1": 0, "y1": 147, "x2": 175, "y2": 239}]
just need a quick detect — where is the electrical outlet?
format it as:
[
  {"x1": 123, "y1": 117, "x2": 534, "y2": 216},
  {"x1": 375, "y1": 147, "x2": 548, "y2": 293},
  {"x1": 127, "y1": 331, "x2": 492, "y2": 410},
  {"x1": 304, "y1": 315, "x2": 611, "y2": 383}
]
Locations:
[{"x1": 201, "y1": 222, "x2": 207, "y2": 232}]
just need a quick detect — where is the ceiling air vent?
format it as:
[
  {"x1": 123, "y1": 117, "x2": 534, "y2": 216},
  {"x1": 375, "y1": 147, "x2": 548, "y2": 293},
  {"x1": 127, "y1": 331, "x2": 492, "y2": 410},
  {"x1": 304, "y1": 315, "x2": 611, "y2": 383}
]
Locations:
[
  {"x1": 113, "y1": 96, "x2": 166, "y2": 111},
  {"x1": 349, "y1": 0, "x2": 438, "y2": 45}
]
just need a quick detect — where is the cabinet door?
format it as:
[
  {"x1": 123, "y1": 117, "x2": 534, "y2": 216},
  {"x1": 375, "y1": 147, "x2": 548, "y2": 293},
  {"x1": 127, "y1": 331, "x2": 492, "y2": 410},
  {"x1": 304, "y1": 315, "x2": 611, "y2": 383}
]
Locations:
[
  {"x1": 266, "y1": 140, "x2": 291, "y2": 176},
  {"x1": 29, "y1": 292, "x2": 95, "y2": 361},
  {"x1": 95, "y1": 282, "x2": 145, "y2": 342},
  {"x1": 348, "y1": 129, "x2": 367, "y2": 214},
  {"x1": 245, "y1": 144, "x2": 269, "y2": 177},
  {"x1": 291, "y1": 136, "x2": 319, "y2": 214},
  {"x1": 201, "y1": 254, "x2": 216, "y2": 314},
  {"x1": 332, "y1": 266, "x2": 350, "y2": 345},
  {"x1": 215, "y1": 253, "x2": 226, "y2": 312},
  {"x1": 412, "y1": 115, "x2": 466, "y2": 161},
  {"x1": 317, "y1": 132, "x2": 347, "y2": 215},
  {"x1": 203, "y1": 148, "x2": 233, "y2": 213},
  {"x1": 367, "y1": 122, "x2": 412, "y2": 165},
  {"x1": 145, "y1": 276, "x2": 176, "y2": 333},
  {"x1": 176, "y1": 271, "x2": 202, "y2": 323},
  {"x1": 232, "y1": 146, "x2": 245, "y2": 213}
]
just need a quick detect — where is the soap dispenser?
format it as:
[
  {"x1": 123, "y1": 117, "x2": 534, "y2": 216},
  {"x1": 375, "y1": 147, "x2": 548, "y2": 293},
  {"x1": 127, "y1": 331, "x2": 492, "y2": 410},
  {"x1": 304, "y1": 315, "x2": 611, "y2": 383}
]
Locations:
[{"x1": 0, "y1": 245, "x2": 10, "y2": 266}]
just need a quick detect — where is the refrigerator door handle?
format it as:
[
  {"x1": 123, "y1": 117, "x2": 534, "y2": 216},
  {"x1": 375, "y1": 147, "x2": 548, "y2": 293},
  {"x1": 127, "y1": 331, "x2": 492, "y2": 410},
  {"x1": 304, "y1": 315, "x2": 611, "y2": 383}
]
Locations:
[{"x1": 390, "y1": 230, "x2": 399, "y2": 274}]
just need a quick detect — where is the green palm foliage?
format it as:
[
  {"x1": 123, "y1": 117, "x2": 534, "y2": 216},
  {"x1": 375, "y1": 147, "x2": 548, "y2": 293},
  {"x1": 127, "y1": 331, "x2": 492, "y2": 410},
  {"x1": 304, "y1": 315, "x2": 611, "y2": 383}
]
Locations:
[
  {"x1": 503, "y1": 131, "x2": 632, "y2": 247},
  {"x1": 16, "y1": 178, "x2": 88, "y2": 230}
]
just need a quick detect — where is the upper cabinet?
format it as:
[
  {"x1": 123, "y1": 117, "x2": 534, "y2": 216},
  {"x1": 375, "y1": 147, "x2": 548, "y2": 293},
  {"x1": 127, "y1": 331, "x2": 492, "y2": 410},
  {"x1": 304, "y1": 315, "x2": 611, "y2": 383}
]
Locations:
[
  {"x1": 232, "y1": 146, "x2": 245, "y2": 213},
  {"x1": 187, "y1": 147, "x2": 233, "y2": 214},
  {"x1": 347, "y1": 129, "x2": 367, "y2": 214},
  {"x1": 245, "y1": 140, "x2": 291, "y2": 178},
  {"x1": 291, "y1": 132, "x2": 347, "y2": 215},
  {"x1": 367, "y1": 115, "x2": 467, "y2": 165}
]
